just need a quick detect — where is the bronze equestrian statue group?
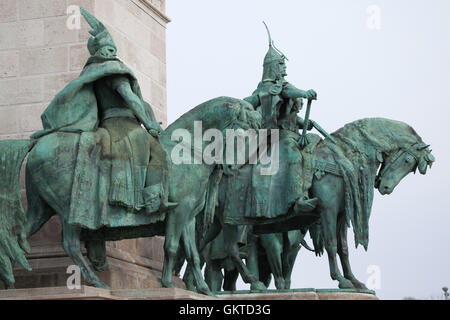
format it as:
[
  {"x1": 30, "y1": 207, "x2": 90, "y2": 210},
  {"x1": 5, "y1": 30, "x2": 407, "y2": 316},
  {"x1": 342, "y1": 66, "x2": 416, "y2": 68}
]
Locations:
[{"x1": 0, "y1": 9, "x2": 435, "y2": 296}]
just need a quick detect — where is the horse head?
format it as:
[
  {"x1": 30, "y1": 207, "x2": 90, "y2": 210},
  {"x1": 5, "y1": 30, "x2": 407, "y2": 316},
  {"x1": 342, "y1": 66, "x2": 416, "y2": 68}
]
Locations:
[{"x1": 376, "y1": 142, "x2": 435, "y2": 195}]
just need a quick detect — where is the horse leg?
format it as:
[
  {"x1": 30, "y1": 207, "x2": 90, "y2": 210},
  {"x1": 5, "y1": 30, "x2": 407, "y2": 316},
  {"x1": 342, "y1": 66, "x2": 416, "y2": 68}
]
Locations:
[
  {"x1": 199, "y1": 217, "x2": 222, "y2": 252},
  {"x1": 337, "y1": 215, "x2": 367, "y2": 289},
  {"x1": 181, "y1": 220, "x2": 212, "y2": 295},
  {"x1": 320, "y1": 208, "x2": 354, "y2": 289},
  {"x1": 258, "y1": 255, "x2": 272, "y2": 288},
  {"x1": 260, "y1": 233, "x2": 285, "y2": 290},
  {"x1": 85, "y1": 240, "x2": 108, "y2": 272},
  {"x1": 282, "y1": 245, "x2": 300, "y2": 289},
  {"x1": 162, "y1": 198, "x2": 209, "y2": 295},
  {"x1": 61, "y1": 220, "x2": 108, "y2": 289},
  {"x1": 204, "y1": 260, "x2": 223, "y2": 292},
  {"x1": 245, "y1": 233, "x2": 260, "y2": 289},
  {"x1": 182, "y1": 263, "x2": 198, "y2": 292},
  {"x1": 282, "y1": 231, "x2": 304, "y2": 289},
  {"x1": 161, "y1": 202, "x2": 186, "y2": 289},
  {"x1": 222, "y1": 224, "x2": 266, "y2": 291},
  {"x1": 223, "y1": 268, "x2": 239, "y2": 292}
]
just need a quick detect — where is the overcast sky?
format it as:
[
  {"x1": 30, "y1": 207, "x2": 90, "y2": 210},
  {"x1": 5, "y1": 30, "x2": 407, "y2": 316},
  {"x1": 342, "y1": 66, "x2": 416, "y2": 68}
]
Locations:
[{"x1": 165, "y1": 0, "x2": 450, "y2": 300}]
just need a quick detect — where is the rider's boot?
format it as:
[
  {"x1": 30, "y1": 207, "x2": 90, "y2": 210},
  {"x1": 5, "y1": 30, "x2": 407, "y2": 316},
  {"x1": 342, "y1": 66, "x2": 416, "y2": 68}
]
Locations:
[
  {"x1": 143, "y1": 137, "x2": 178, "y2": 214},
  {"x1": 294, "y1": 196, "x2": 318, "y2": 213},
  {"x1": 143, "y1": 182, "x2": 178, "y2": 214}
]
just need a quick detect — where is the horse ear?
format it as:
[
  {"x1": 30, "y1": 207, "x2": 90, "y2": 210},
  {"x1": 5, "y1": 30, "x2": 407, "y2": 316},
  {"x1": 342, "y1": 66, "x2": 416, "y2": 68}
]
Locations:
[
  {"x1": 418, "y1": 157, "x2": 428, "y2": 175},
  {"x1": 426, "y1": 152, "x2": 435, "y2": 167}
]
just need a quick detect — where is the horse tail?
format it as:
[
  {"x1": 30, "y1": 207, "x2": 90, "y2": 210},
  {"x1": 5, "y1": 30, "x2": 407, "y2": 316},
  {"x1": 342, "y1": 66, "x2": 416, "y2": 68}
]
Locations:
[
  {"x1": 300, "y1": 239, "x2": 315, "y2": 252},
  {"x1": 308, "y1": 223, "x2": 325, "y2": 256},
  {"x1": 0, "y1": 140, "x2": 33, "y2": 287}
]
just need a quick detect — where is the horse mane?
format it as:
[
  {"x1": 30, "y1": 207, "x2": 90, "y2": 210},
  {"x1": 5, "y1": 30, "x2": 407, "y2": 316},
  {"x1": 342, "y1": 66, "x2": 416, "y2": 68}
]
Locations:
[
  {"x1": 324, "y1": 118, "x2": 424, "y2": 250},
  {"x1": 164, "y1": 96, "x2": 247, "y2": 137},
  {"x1": 332, "y1": 118, "x2": 423, "y2": 155}
]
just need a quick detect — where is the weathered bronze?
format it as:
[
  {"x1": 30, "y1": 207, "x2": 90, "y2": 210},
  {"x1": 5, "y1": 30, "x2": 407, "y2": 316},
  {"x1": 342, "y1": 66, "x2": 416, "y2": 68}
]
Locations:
[
  {"x1": 0, "y1": 13, "x2": 435, "y2": 296},
  {"x1": 0, "y1": 9, "x2": 260, "y2": 295},
  {"x1": 195, "y1": 24, "x2": 435, "y2": 292}
]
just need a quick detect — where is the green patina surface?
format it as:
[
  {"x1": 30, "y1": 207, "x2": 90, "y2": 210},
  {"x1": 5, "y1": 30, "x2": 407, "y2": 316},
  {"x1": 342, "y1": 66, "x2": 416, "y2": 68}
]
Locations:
[
  {"x1": 215, "y1": 288, "x2": 376, "y2": 295},
  {"x1": 0, "y1": 11, "x2": 435, "y2": 297}
]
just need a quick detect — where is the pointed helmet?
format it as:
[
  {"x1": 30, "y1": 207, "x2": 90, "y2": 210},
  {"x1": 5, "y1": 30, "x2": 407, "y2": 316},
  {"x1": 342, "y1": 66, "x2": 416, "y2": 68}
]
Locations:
[
  {"x1": 80, "y1": 7, "x2": 117, "y2": 58},
  {"x1": 262, "y1": 22, "x2": 288, "y2": 81}
]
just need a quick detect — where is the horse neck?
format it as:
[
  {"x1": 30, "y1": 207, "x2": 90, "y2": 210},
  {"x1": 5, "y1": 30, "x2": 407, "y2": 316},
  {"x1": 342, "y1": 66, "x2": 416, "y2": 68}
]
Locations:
[
  {"x1": 334, "y1": 118, "x2": 420, "y2": 155},
  {"x1": 164, "y1": 104, "x2": 237, "y2": 139},
  {"x1": 160, "y1": 108, "x2": 238, "y2": 171}
]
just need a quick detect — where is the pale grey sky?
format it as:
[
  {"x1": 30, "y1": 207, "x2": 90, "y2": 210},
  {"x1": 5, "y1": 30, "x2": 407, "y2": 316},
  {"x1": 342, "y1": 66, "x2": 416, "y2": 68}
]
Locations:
[{"x1": 166, "y1": 0, "x2": 450, "y2": 300}]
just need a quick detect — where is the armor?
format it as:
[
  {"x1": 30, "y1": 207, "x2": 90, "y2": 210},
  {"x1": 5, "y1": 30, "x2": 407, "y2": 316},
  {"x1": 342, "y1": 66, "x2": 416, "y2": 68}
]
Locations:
[{"x1": 243, "y1": 23, "x2": 319, "y2": 215}]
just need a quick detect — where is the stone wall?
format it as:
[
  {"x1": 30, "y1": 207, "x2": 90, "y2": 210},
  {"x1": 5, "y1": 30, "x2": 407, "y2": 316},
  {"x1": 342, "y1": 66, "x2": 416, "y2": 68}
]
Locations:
[{"x1": 0, "y1": 0, "x2": 176, "y2": 289}]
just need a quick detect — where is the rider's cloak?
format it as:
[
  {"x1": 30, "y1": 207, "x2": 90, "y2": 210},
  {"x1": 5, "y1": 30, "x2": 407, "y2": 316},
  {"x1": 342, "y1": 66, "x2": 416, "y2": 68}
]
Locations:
[
  {"x1": 30, "y1": 57, "x2": 163, "y2": 230},
  {"x1": 31, "y1": 57, "x2": 155, "y2": 140}
]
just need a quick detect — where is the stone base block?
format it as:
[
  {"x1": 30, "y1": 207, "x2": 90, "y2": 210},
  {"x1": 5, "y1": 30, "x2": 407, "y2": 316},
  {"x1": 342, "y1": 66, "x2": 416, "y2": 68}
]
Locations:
[
  {"x1": 0, "y1": 287, "x2": 378, "y2": 300},
  {"x1": 0, "y1": 286, "x2": 210, "y2": 300},
  {"x1": 0, "y1": 255, "x2": 185, "y2": 291},
  {"x1": 216, "y1": 289, "x2": 379, "y2": 300}
]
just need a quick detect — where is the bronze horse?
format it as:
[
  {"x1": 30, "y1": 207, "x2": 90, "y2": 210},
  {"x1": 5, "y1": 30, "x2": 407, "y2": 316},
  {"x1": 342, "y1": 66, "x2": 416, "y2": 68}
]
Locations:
[
  {"x1": 0, "y1": 97, "x2": 260, "y2": 295},
  {"x1": 201, "y1": 118, "x2": 434, "y2": 290}
]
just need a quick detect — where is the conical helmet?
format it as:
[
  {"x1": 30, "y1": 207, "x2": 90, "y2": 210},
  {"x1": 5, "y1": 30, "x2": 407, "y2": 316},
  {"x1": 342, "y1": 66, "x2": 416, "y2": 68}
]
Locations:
[
  {"x1": 80, "y1": 7, "x2": 117, "y2": 58},
  {"x1": 262, "y1": 22, "x2": 288, "y2": 81}
]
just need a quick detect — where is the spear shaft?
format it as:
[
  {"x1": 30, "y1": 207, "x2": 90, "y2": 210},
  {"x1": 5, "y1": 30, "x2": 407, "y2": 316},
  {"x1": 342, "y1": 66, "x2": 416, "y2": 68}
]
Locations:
[{"x1": 299, "y1": 98, "x2": 313, "y2": 148}]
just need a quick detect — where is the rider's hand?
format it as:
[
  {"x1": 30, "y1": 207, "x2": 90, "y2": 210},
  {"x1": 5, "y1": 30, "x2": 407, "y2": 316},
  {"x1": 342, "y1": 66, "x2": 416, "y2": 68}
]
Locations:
[
  {"x1": 147, "y1": 122, "x2": 162, "y2": 137},
  {"x1": 304, "y1": 89, "x2": 317, "y2": 100}
]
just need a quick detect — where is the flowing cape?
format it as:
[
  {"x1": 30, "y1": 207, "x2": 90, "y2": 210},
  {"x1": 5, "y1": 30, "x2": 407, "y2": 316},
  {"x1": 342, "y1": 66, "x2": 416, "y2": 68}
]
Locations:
[{"x1": 31, "y1": 58, "x2": 154, "y2": 139}]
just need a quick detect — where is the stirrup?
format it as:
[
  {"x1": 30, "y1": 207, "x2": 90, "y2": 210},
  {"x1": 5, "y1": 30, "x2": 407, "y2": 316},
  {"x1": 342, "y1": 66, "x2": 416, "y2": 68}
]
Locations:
[{"x1": 159, "y1": 200, "x2": 178, "y2": 213}]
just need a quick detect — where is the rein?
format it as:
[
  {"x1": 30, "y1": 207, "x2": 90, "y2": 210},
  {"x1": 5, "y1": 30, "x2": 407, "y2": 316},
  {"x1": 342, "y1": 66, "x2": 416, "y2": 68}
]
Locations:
[{"x1": 375, "y1": 142, "x2": 427, "y2": 185}]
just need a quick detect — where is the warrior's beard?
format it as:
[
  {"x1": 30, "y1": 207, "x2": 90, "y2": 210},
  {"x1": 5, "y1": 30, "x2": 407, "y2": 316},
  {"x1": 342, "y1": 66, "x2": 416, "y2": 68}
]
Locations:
[{"x1": 94, "y1": 46, "x2": 117, "y2": 59}]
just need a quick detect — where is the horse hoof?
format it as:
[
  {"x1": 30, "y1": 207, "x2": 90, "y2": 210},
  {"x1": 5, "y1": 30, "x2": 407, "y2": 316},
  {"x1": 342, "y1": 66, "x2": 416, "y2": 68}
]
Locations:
[
  {"x1": 92, "y1": 261, "x2": 109, "y2": 272},
  {"x1": 198, "y1": 286, "x2": 215, "y2": 297},
  {"x1": 250, "y1": 281, "x2": 267, "y2": 291},
  {"x1": 161, "y1": 280, "x2": 174, "y2": 289},
  {"x1": 352, "y1": 280, "x2": 368, "y2": 290},
  {"x1": 274, "y1": 279, "x2": 286, "y2": 290},
  {"x1": 338, "y1": 279, "x2": 355, "y2": 289}
]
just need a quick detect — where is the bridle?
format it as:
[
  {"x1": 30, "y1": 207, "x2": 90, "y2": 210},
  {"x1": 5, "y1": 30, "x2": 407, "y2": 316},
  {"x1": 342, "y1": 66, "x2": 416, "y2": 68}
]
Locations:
[{"x1": 375, "y1": 143, "x2": 428, "y2": 187}]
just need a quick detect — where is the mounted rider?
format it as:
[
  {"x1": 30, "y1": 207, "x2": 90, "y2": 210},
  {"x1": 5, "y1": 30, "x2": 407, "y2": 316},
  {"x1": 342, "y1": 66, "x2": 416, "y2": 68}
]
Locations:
[
  {"x1": 243, "y1": 23, "x2": 319, "y2": 216},
  {"x1": 31, "y1": 8, "x2": 176, "y2": 222}
]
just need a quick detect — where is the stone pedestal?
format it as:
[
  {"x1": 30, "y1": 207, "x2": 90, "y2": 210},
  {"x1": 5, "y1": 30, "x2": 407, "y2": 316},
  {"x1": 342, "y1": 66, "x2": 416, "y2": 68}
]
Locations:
[
  {"x1": 0, "y1": 286, "x2": 209, "y2": 300},
  {"x1": 0, "y1": 287, "x2": 379, "y2": 300},
  {"x1": 0, "y1": 0, "x2": 173, "y2": 290},
  {"x1": 217, "y1": 289, "x2": 379, "y2": 300}
]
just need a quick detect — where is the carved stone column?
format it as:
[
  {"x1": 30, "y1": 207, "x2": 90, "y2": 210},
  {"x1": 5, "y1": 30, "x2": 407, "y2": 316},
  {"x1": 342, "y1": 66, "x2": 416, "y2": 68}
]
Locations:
[{"x1": 0, "y1": 0, "x2": 183, "y2": 289}]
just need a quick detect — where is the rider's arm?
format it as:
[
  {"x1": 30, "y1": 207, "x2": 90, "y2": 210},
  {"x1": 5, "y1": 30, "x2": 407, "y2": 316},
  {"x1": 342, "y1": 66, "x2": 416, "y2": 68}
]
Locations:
[
  {"x1": 297, "y1": 116, "x2": 313, "y2": 130},
  {"x1": 282, "y1": 83, "x2": 316, "y2": 100},
  {"x1": 243, "y1": 94, "x2": 260, "y2": 107},
  {"x1": 111, "y1": 76, "x2": 162, "y2": 136}
]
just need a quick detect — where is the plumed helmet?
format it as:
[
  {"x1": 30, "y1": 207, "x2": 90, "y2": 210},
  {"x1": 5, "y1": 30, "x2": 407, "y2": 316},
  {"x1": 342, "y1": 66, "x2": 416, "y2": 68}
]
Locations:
[
  {"x1": 262, "y1": 22, "x2": 288, "y2": 81},
  {"x1": 80, "y1": 7, "x2": 117, "y2": 58}
]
